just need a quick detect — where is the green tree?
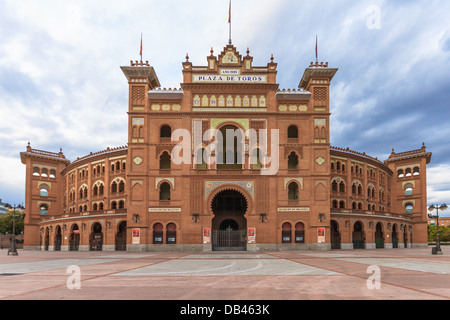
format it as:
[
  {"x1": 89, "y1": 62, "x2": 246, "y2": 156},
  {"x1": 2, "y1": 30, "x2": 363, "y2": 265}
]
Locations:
[
  {"x1": 0, "y1": 211, "x2": 24, "y2": 235},
  {"x1": 428, "y1": 225, "x2": 450, "y2": 243}
]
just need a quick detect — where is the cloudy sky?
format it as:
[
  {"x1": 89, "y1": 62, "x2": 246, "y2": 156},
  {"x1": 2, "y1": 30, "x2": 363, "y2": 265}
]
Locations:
[{"x1": 1, "y1": 0, "x2": 450, "y2": 214}]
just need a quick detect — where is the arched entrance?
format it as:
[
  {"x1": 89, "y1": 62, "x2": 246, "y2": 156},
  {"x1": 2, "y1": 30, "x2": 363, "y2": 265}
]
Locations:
[
  {"x1": 392, "y1": 224, "x2": 399, "y2": 248},
  {"x1": 90, "y1": 222, "x2": 103, "y2": 251},
  {"x1": 403, "y1": 226, "x2": 408, "y2": 248},
  {"x1": 211, "y1": 189, "x2": 248, "y2": 251},
  {"x1": 69, "y1": 224, "x2": 80, "y2": 251},
  {"x1": 352, "y1": 221, "x2": 365, "y2": 249},
  {"x1": 330, "y1": 220, "x2": 341, "y2": 249},
  {"x1": 375, "y1": 223, "x2": 384, "y2": 248},
  {"x1": 54, "y1": 226, "x2": 62, "y2": 251},
  {"x1": 44, "y1": 227, "x2": 50, "y2": 251},
  {"x1": 115, "y1": 221, "x2": 127, "y2": 251}
]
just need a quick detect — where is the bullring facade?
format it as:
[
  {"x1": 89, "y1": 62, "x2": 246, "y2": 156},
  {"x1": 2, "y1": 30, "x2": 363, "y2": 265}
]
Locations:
[{"x1": 20, "y1": 44, "x2": 431, "y2": 252}]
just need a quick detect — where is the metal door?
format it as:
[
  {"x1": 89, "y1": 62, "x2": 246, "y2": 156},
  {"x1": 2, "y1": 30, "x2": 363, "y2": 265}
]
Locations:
[{"x1": 212, "y1": 229, "x2": 246, "y2": 251}]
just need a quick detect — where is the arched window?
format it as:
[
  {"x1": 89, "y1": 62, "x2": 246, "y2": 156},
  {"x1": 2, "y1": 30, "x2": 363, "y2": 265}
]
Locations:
[
  {"x1": 295, "y1": 222, "x2": 305, "y2": 243},
  {"x1": 357, "y1": 185, "x2": 362, "y2": 195},
  {"x1": 160, "y1": 125, "x2": 172, "y2": 138},
  {"x1": 111, "y1": 201, "x2": 117, "y2": 210},
  {"x1": 166, "y1": 223, "x2": 177, "y2": 244},
  {"x1": 33, "y1": 167, "x2": 40, "y2": 176},
  {"x1": 99, "y1": 184, "x2": 104, "y2": 195},
  {"x1": 358, "y1": 203, "x2": 362, "y2": 210},
  {"x1": 282, "y1": 222, "x2": 292, "y2": 243},
  {"x1": 153, "y1": 223, "x2": 163, "y2": 244},
  {"x1": 404, "y1": 184, "x2": 413, "y2": 196},
  {"x1": 119, "y1": 181, "x2": 125, "y2": 193},
  {"x1": 332, "y1": 200, "x2": 338, "y2": 208},
  {"x1": 339, "y1": 181, "x2": 345, "y2": 193},
  {"x1": 405, "y1": 168, "x2": 412, "y2": 177},
  {"x1": 288, "y1": 182, "x2": 299, "y2": 201},
  {"x1": 160, "y1": 151, "x2": 171, "y2": 170},
  {"x1": 93, "y1": 185, "x2": 98, "y2": 196},
  {"x1": 99, "y1": 202, "x2": 104, "y2": 211},
  {"x1": 116, "y1": 161, "x2": 120, "y2": 171},
  {"x1": 118, "y1": 200, "x2": 125, "y2": 209},
  {"x1": 49, "y1": 169, "x2": 56, "y2": 179},
  {"x1": 111, "y1": 182, "x2": 118, "y2": 193},
  {"x1": 332, "y1": 181, "x2": 338, "y2": 192},
  {"x1": 40, "y1": 204, "x2": 48, "y2": 215},
  {"x1": 160, "y1": 182, "x2": 171, "y2": 201},
  {"x1": 93, "y1": 203, "x2": 98, "y2": 211},
  {"x1": 339, "y1": 201, "x2": 345, "y2": 209},
  {"x1": 40, "y1": 184, "x2": 49, "y2": 197},
  {"x1": 397, "y1": 169, "x2": 404, "y2": 178},
  {"x1": 413, "y1": 167, "x2": 420, "y2": 176},
  {"x1": 288, "y1": 125, "x2": 298, "y2": 139},
  {"x1": 288, "y1": 152, "x2": 299, "y2": 170},
  {"x1": 405, "y1": 203, "x2": 413, "y2": 214}
]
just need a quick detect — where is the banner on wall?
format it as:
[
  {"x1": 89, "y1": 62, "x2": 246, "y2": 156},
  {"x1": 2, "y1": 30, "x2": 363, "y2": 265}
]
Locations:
[
  {"x1": 317, "y1": 227, "x2": 325, "y2": 244},
  {"x1": 203, "y1": 228, "x2": 211, "y2": 244},
  {"x1": 132, "y1": 228, "x2": 140, "y2": 245},
  {"x1": 248, "y1": 227, "x2": 256, "y2": 244}
]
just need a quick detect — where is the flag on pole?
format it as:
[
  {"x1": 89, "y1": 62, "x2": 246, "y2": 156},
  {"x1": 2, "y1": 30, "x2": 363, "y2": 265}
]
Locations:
[
  {"x1": 228, "y1": 0, "x2": 231, "y2": 24},
  {"x1": 140, "y1": 33, "x2": 143, "y2": 62},
  {"x1": 315, "y1": 35, "x2": 318, "y2": 63}
]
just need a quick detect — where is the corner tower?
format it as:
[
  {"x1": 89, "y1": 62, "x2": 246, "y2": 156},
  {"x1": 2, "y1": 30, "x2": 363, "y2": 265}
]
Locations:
[{"x1": 121, "y1": 60, "x2": 160, "y2": 249}]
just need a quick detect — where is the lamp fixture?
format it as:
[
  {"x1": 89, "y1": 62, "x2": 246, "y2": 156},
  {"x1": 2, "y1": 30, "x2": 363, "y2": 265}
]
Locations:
[
  {"x1": 259, "y1": 213, "x2": 267, "y2": 223},
  {"x1": 192, "y1": 213, "x2": 200, "y2": 223}
]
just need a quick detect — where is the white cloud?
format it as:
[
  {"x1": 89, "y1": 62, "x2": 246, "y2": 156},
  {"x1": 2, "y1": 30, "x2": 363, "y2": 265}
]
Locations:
[{"x1": 1, "y1": 0, "x2": 450, "y2": 207}]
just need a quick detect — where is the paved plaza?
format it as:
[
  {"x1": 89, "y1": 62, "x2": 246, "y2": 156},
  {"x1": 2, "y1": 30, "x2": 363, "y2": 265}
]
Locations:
[{"x1": 0, "y1": 248, "x2": 450, "y2": 300}]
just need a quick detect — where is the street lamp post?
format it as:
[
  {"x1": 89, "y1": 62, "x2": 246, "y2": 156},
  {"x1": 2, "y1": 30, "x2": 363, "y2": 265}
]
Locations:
[
  {"x1": 428, "y1": 203, "x2": 447, "y2": 255},
  {"x1": 7, "y1": 204, "x2": 19, "y2": 256}
]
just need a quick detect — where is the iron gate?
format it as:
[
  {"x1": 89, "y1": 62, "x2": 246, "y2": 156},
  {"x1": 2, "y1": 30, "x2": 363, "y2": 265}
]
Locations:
[{"x1": 212, "y1": 229, "x2": 246, "y2": 251}]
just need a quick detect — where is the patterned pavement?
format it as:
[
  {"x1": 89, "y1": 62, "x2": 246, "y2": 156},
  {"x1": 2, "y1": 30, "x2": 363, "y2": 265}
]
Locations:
[{"x1": 0, "y1": 248, "x2": 449, "y2": 300}]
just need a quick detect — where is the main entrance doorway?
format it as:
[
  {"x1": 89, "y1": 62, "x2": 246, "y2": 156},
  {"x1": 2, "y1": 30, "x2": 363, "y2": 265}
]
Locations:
[{"x1": 211, "y1": 189, "x2": 247, "y2": 251}]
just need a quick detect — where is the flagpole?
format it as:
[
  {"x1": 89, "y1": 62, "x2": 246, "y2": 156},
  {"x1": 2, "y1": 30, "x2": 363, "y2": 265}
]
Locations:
[
  {"x1": 140, "y1": 33, "x2": 143, "y2": 63},
  {"x1": 315, "y1": 35, "x2": 318, "y2": 64},
  {"x1": 228, "y1": 0, "x2": 232, "y2": 45}
]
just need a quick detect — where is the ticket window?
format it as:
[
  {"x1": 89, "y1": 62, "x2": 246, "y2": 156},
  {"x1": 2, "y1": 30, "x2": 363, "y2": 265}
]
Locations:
[
  {"x1": 153, "y1": 223, "x2": 163, "y2": 244},
  {"x1": 295, "y1": 222, "x2": 305, "y2": 244},
  {"x1": 282, "y1": 222, "x2": 292, "y2": 243},
  {"x1": 166, "y1": 223, "x2": 177, "y2": 244}
]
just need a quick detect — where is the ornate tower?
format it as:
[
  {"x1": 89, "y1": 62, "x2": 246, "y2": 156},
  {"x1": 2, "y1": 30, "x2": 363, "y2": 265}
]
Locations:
[
  {"x1": 121, "y1": 60, "x2": 160, "y2": 249},
  {"x1": 20, "y1": 143, "x2": 70, "y2": 249},
  {"x1": 385, "y1": 143, "x2": 432, "y2": 247}
]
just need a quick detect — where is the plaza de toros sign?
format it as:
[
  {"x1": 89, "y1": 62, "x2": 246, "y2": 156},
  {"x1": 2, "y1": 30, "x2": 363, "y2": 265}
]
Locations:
[{"x1": 193, "y1": 69, "x2": 267, "y2": 84}]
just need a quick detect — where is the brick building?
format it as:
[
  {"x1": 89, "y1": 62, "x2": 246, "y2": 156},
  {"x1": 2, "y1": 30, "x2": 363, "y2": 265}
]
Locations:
[{"x1": 20, "y1": 44, "x2": 432, "y2": 251}]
